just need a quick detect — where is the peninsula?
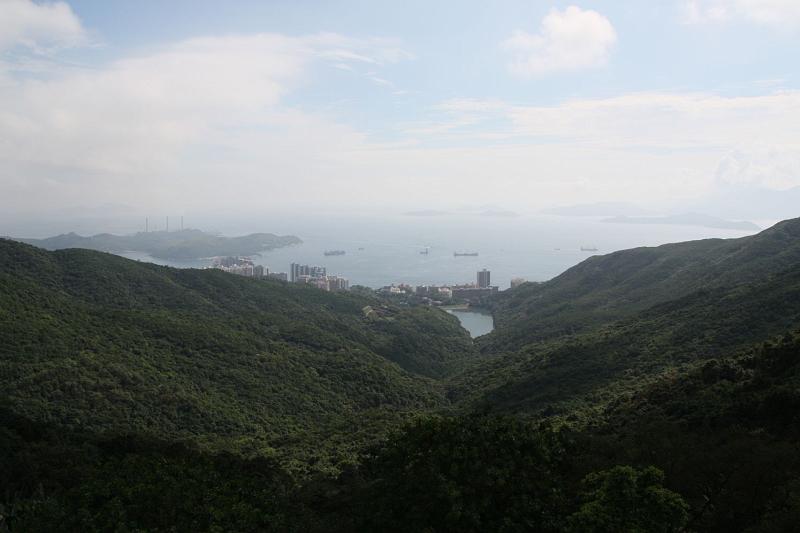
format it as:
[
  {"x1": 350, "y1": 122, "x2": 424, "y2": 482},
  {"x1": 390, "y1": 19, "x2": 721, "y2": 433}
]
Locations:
[
  {"x1": 601, "y1": 212, "x2": 760, "y2": 231},
  {"x1": 13, "y1": 229, "x2": 301, "y2": 260}
]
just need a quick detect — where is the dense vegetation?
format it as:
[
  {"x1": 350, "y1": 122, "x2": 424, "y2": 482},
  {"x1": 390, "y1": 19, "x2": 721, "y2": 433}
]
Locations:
[
  {"x1": 0, "y1": 239, "x2": 475, "y2": 470},
  {"x1": 3, "y1": 218, "x2": 800, "y2": 530},
  {"x1": 1, "y1": 408, "x2": 690, "y2": 532},
  {"x1": 485, "y1": 217, "x2": 800, "y2": 349},
  {"x1": 455, "y1": 218, "x2": 800, "y2": 417},
  {"x1": 14, "y1": 228, "x2": 301, "y2": 259}
]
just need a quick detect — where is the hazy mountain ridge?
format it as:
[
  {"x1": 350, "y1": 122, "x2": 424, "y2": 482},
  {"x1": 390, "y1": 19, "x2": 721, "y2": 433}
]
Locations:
[
  {"x1": 447, "y1": 217, "x2": 800, "y2": 418},
  {"x1": 483, "y1": 217, "x2": 800, "y2": 351},
  {"x1": 601, "y1": 212, "x2": 760, "y2": 231},
  {"x1": 450, "y1": 264, "x2": 800, "y2": 415},
  {"x1": 12, "y1": 229, "x2": 301, "y2": 260},
  {"x1": 541, "y1": 201, "x2": 651, "y2": 217}
]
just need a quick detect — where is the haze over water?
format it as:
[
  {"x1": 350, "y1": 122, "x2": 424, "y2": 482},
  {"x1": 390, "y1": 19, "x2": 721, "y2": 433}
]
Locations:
[{"x1": 113, "y1": 213, "x2": 759, "y2": 289}]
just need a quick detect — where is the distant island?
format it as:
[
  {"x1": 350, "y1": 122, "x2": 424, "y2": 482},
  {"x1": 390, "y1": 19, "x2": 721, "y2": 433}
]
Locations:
[
  {"x1": 542, "y1": 201, "x2": 650, "y2": 217},
  {"x1": 403, "y1": 208, "x2": 519, "y2": 218},
  {"x1": 477, "y1": 209, "x2": 519, "y2": 218},
  {"x1": 601, "y1": 213, "x2": 760, "y2": 231},
  {"x1": 403, "y1": 209, "x2": 449, "y2": 217},
  {"x1": 14, "y1": 229, "x2": 302, "y2": 260}
]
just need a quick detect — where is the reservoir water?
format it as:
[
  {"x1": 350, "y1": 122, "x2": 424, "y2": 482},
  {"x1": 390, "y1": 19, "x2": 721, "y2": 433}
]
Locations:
[{"x1": 446, "y1": 308, "x2": 495, "y2": 338}]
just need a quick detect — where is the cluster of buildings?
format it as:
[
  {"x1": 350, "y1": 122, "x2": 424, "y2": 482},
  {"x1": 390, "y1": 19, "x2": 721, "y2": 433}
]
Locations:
[
  {"x1": 290, "y1": 263, "x2": 326, "y2": 282},
  {"x1": 212, "y1": 258, "x2": 350, "y2": 292},
  {"x1": 380, "y1": 269, "x2": 499, "y2": 304},
  {"x1": 211, "y1": 256, "x2": 287, "y2": 281},
  {"x1": 214, "y1": 258, "x2": 523, "y2": 297},
  {"x1": 290, "y1": 262, "x2": 349, "y2": 291}
]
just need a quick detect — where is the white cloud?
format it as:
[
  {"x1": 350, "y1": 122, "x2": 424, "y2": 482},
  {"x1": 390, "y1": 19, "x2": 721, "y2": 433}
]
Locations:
[
  {"x1": 436, "y1": 98, "x2": 509, "y2": 113},
  {"x1": 682, "y1": 0, "x2": 731, "y2": 23},
  {"x1": 2, "y1": 5, "x2": 798, "y2": 217},
  {"x1": 506, "y1": 92, "x2": 800, "y2": 151},
  {"x1": 394, "y1": 91, "x2": 800, "y2": 205},
  {"x1": 740, "y1": 0, "x2": 800, "y2": 27},
  {"x1": 408, "y1": 92, "x2": 800, "y2": 153},
  {"x1": 501, "y1": 6, "x2": 617, "y2": 76},
  {"x1": 715, "y1": 147, "x2": 800, "y2": 189},
  {"x1": 0, "y1": 0, "x2": 86, "y2": 52},
  {"x1": 315, "y1": 36, "x2": 412, "y2": 65},
  {"x1": 0, "y1": 31, "x2": 413, "y2": 211},
  {"x1": 682, "y1": 0, "x2": 800, "y2": 29}
]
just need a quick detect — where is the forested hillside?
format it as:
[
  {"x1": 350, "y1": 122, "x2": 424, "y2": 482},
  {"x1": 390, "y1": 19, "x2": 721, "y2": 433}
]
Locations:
[
  {"x1": 3, "y1": 220, "x2": 800, "y2": 531},
  {"x1": 451, "y1": 217, "x2": 800, "y2": 417},
  {"x1": 484, "y1": 217, "x2": 800, "y2": 351},
  {"x1": 0, "y1": 239, "x2": 475, "y2": 469}
]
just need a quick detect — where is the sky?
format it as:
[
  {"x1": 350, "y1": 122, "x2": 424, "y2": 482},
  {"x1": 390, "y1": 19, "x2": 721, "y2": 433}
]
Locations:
[{"x1": 1, "y1": 0, "x2": 800, "y2": 217}]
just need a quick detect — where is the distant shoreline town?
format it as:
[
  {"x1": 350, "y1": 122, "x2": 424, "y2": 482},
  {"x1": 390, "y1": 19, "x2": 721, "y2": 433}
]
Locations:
[
  {"x1": 213, "y1": 257, "x2": 527, "y2": 303},
  {"x1": 376, "y1": 269, "x2": 528, "y2": 305},
  {"x1": 212, "y1": 257, "x2": 349, "y2": 292}
]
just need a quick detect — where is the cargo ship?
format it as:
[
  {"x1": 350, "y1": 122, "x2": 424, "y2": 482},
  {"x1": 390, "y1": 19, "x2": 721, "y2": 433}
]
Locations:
[
  {"x1": 453, "y1": 251, "x2": 479, "y2": 257},
  {"x1": 324, "y1": 250, "x2": 346, "y2": 256},
  {"x1": 580, "y1": 246, "x2": 598, "y2": 252}
]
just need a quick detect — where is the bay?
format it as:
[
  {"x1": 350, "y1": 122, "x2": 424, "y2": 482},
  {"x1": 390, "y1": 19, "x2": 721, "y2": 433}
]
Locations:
[{"x1": 115, "y1": 212, "x2": 759, "y2": 289}]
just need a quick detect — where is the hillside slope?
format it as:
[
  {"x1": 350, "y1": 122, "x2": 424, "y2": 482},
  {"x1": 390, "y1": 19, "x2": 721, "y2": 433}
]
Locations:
[
  {"x1": 4, "y1": 221, "x2": 800, "y2": 530},
  {"x1": 0, "y1": 239, "x2": 475, "y2": 467},
  {"x1": 485, "y1": 217, "x2": 800, "y2": 352},
  {"x1": 575, "y1": 331, "x2": 800, "y2": 531},
  {"x1": 451, "y1": 218, "x2": 800, "y2": 416}
]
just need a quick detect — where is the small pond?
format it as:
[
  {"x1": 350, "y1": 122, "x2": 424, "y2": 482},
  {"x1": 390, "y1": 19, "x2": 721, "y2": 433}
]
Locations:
[{"x1": 445, "y1": 308, "x2": 495, "y2": 338}]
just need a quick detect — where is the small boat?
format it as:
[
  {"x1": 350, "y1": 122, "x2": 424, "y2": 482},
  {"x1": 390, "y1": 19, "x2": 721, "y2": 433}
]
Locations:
[
  {"x1": 580, "y1": 246, "x2": 598, "y2": 252},
  {"x1": 453, "y1": 252, "x2": 479, "y2": 257},
  {"x1": 420, "y1": 247, "x2": 430, "y2": 255}
]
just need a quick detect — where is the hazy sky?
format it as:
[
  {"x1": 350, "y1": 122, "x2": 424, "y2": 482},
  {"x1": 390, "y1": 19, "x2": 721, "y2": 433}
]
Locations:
[{"x1": 1, "y1": 0, "x2": 800, "y2": 215}]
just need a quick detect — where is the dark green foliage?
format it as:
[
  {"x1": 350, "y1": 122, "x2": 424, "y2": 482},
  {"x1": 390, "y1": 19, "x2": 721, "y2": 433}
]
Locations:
[
  {"x1": 347, "y1": 415, "x2": 569, "y2": 532},
  {"x1": 567, "y1": 466, "x2": 688, "y2": 533},
  {"x1": 4, "y1": 218, "x2": 800, "y2": 531},
  {"x1": 484, "y1": 217, "x2": 800, "y2": 351},
  {"x1": 15, "y1": 229, "x2": 302, "y2": 260},
  {"x1": 452, "y1": 218, "x2": 800, "y2": 416},
  {"x1": 0, "y1": 410, "x2": 689, "y2": 533},
  {"x1": 300, "y1": 415, "x2": 695, "y2": 533},
  {"x1": 574, "y1": 333, "x2": 800, "y2": 531},
  {"x1": 372, "y1": 305, "x2": 476, "y2": 378},
  {"x1": 0, "y1": 239, "x2": 476, "y2": 470},
  {"x1": 0, "y1": 409, "x2": 308, "y2": 532}
]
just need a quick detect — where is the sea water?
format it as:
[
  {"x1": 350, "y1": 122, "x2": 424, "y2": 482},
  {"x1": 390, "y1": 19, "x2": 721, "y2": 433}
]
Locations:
[{"x1": 130, "y1": 212, "x2": 757, "y2": 289}]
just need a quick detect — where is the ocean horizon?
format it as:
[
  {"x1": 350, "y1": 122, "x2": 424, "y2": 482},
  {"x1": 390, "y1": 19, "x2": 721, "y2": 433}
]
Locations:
[{"x1": 109, "y1": 213, "x2": 760, "y2": 289}]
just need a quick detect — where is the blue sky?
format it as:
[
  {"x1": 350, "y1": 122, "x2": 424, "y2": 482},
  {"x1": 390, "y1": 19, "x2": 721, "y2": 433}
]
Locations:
[
  {"x1": 65, "y1": 1, "x2": 800, "y2": 108},
  {"x1": 1, "y1": 0, "x2": 800, "y2": 214}
]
